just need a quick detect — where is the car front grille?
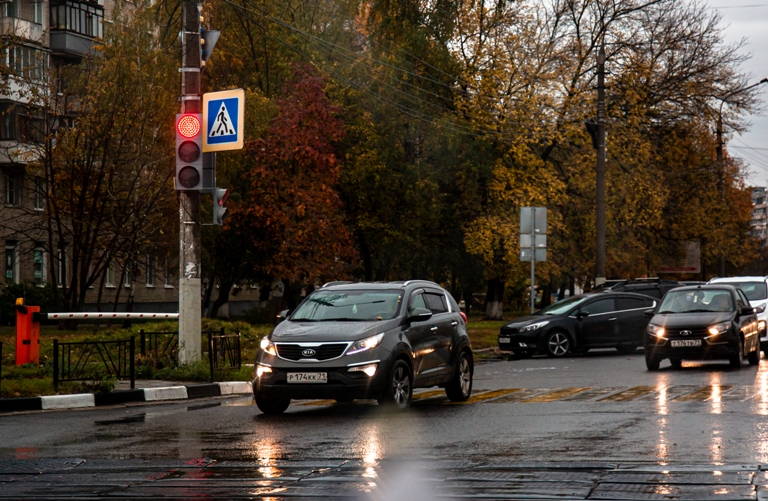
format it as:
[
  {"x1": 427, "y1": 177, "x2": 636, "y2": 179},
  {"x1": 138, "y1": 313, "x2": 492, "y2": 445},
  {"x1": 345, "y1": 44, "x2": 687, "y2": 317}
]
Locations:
[
  {"x1": 275, "y1": 343, "x2": 349, "y2": 361},
  {"x1": 666, "y1": 327, "x2": 709, "y2": 339}
]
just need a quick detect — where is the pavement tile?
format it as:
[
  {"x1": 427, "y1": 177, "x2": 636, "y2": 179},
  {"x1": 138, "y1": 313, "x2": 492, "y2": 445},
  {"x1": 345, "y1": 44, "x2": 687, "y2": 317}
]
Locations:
[
  {"x1": 448, "y1": 470, "x2": 601, "y2": 483},
  {"x1": 616, "y1": 464, "x2": 759, "y2": 473},
  {"x1": 0, "y1": 458, "x2": 85, "y2": 474},
  {"x1": 435, "y1": 480, "x2": 593, "y2": 498},
  {"x1": 477, "y1": 462, "x2": 618, "y2": 470},
  {"x1": 588, "y1": 482, "x2": 756, "y2": 500},
  {"x1": 601, "y1": 471, "x2": 754, "y2": 485}
]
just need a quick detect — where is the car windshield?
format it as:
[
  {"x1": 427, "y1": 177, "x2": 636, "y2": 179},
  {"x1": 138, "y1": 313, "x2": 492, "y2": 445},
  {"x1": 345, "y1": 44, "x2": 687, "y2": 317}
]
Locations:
[
  {"x1": 291, "y1": 290, "x2": 402, "y2": 321},
  {"x1": 714, "y1": 282, "x2": 767, "y2": 301},
  {"x1": 536, "y1": 295, "x2": 590, "y2": 316},
  {"x1": 658, "y1": 289, "x2": 734, "y2": 314}
]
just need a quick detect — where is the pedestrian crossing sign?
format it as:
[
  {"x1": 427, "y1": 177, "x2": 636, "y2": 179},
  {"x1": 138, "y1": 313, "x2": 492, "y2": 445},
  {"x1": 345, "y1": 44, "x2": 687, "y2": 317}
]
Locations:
[{"x1": 202, "y1": 89, "x2": 244, "y2": 152}]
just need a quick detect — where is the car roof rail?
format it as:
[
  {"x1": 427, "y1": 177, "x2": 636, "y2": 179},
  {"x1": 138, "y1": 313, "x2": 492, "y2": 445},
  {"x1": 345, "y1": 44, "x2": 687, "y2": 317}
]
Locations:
[{"x1": 321, "y1": 281, "x2": 354, "y2": 288}]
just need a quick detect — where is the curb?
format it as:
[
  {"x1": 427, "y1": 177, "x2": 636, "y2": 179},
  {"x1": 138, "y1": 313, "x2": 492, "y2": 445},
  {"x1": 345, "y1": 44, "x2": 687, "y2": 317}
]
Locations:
[{"x1": 0, "y1": 381, "x2": 253, "y2": 413}]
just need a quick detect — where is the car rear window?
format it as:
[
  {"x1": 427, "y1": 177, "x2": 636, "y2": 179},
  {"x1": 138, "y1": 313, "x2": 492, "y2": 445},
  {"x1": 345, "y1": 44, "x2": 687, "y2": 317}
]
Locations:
[
  {"x1": 617, "y1": 297, "x2": 654, "y2": 311},
  {"x1": 424, "y1": 293, "x2": 448, "y2": 314}
]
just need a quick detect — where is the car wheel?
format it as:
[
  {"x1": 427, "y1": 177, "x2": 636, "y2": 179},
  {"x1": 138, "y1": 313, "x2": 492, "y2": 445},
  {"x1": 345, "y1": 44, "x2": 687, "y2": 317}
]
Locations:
[
  {"x1": 616, "y1": 343, "x2": 638, "y2": 354},
  {"x1": 255, "y1": 393, "x2": 291, "y2": 415},
  {"x1": 669, "y1": 358, "x2": 682, "y2": 369},
  {"x1": 545, "y1": 331, "x2": 571, "y2": 357},
  {"x1": 645, "y1": 353, "x2": 660, "y2": 371},
  {"x1": 445, "y1": 351, "x2": 473, "y2": 402},
  {"x1": 748, "y1": 344, "x2": 760, "y2": 366},
  {"x1": 730, "y1": 337, "x2": 744, "y2": 369},
  {"x1": 377, "y1": 359, "x2": 412, "y2": 410}
]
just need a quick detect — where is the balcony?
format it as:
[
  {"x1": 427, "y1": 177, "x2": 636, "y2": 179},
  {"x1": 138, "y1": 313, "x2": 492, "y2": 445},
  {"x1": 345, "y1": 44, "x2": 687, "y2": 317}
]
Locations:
[
  {"x1": 49, "y1": 31, "x2": 94, "y2": 58},
  {"x1": 0, "y1": 17, "x2": 43, "y2": 42}
]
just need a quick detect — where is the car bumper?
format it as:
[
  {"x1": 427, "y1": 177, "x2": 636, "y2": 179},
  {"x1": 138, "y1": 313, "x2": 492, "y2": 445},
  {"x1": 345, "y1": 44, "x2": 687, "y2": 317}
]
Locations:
[
  {"x1": 498, "y1": 332, "x2": 540, "y2": 352},
  {"x1": 645, "y1": 337, "x2": 740, "y2": 360},
  {"x1": 253, "y1": 358, "x2": 393, "y2": 400}
]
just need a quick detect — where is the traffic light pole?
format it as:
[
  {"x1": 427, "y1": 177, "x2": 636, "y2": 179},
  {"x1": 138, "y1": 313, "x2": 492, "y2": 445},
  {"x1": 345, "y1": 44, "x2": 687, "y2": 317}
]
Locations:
[
  {"x1": 178, "y1": 0, "x2": 202, "y2": 364},
  {"x1": 595, "y1": 43, "x2": 606, "y2": 287}
]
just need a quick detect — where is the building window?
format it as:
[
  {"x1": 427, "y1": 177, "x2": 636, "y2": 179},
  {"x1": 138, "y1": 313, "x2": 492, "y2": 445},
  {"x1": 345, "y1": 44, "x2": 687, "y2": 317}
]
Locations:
[
  {"x1": 164, "y1": 261, "x2": 174, "y2": 288},
  {"x1": 5, "y1": 242, "x2": 18, "y2": 284},
  {"x1": 2, "y1": 0, "x2": 18, "y2": 17},
  {"x1": 33, "y1": 246, "x2": 46, "y2": 286},
  {"x1": 124, "y1": 262, "x2": 131, "y2": 288},
  {"x1": 105, "y1": 262, "x2": 114, "y2": 287},
  {"x1": 33, "y1": 176, "x2": 45, "y2": 210},
  {"x1": 6, "y1": 45, "x2": 48, "y2": 83},
  {"x1": 5, "y1": 173, "x2": 21, "y2": 205},
  {"x1": 50, "y1": 1, "x2": 104, "y2": 38},
  {"x1": 145, "y1": 255, "x2": 155, "y2": 287},
  {"x1": 56, "y1": 247, "x2": 65, "y2": 286},
  {"x1": 33, "y1": 1, "x2": 43, "y2": 24}
]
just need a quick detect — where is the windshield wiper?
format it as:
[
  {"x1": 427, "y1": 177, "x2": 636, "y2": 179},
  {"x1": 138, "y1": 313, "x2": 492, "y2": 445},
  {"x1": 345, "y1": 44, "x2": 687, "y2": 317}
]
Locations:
[
  {"x1": 657, "y1": 310, "x2": 674, "y2": 314},
  {"x1": 290, "y1": 318, "x2": 322, "y2": 322},
  {"x1": 682, "y1": 309, "x2": 714, "y2": 313}
]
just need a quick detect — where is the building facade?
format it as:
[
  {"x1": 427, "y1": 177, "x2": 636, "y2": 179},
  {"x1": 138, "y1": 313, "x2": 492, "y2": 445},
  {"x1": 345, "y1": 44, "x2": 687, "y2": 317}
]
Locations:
[{"x1": 751, "y1": 187, "x2": 768, "y2": 243}]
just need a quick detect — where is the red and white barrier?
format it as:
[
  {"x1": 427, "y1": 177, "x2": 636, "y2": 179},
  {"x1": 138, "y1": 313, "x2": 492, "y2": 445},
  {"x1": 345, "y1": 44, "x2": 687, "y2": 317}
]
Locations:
[{"x1": 46, "y1": 312, "x2": 179, "y2": 320}]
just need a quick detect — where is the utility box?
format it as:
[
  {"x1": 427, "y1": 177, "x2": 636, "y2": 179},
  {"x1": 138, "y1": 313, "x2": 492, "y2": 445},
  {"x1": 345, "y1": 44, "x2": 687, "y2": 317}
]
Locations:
[{"x1": 15, "y1": 299, "x2": 40, "y2": 366}]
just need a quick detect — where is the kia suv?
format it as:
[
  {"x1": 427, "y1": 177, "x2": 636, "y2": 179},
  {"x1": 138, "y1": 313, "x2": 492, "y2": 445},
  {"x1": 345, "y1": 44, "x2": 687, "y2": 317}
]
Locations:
[
  {"x1": 708, "y1": 276, "x2": 768, "y2": 356},
  {"x1": 253, "y1": 281, "x2": 473, "y2": 414}
]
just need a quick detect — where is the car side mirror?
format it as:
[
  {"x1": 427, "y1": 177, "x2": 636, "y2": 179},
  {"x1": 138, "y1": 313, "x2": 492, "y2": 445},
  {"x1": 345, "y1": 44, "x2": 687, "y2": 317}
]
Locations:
[
  {"x1": 408, "y1": 307, "x2": 433, "y2": 322},
  {"x1": 576, "y1": 311, "x2": 589, "y2": 320},
  {"x1": 276, "y1": 309, "x2": 290, "y2": 322},
  {"x1": 643, "y1": 309, "x2": 655, "y2": 318},
  {"x1": 741, "y1": 307, "x2": 755, "y2": 316}
]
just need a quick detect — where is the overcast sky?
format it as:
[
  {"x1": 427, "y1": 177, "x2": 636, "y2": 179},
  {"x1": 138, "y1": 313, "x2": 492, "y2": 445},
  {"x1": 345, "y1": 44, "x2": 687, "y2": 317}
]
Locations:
[{"x1": 710, "y1": 2, "x2": 768, "y2": 186}]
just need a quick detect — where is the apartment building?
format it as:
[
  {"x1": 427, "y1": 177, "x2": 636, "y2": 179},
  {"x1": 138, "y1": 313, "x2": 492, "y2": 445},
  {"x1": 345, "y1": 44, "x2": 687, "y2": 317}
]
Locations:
[
  {"x1": 752, "y1": 187, "x2": 768, "y2": 243},
  {"x1": 0, "y1": 0, "x2": 268, "y2": 317}
]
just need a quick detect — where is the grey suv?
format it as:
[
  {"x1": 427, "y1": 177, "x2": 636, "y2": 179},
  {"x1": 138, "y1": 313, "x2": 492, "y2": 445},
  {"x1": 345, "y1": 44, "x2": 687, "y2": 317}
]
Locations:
[{"x1": 253, "y1": 281, "x2": 473, "y2": 414}]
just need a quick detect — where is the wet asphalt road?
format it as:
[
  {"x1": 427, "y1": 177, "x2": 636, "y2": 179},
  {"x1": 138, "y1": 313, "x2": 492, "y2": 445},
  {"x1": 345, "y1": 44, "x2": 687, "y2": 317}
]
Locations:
[{"x1": 5, "y1": 350, "x2": 768, "y2": 499}]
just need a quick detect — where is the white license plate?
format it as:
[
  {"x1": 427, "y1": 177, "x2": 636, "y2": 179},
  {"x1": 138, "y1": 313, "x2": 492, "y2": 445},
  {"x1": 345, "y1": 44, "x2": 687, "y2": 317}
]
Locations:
[
  {"x1": 287, "y1": 372, "x2": 327, "y2": 384},
  {"x1": 499, "y1": 337, "x2": 511, "y2": 344},
  {"x1": 671, "y1": 339, "x2": 702, "y2": 348}
]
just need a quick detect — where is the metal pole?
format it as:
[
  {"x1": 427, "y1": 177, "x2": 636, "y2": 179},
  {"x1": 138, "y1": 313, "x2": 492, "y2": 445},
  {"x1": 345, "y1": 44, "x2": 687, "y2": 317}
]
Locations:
[
  {"x1": 129, "y1": 336, "x2": 135, "y2": 389},
  {"x1": 716, "y1": 114, "x2": 725, "y2": 277},
  {"x1": 179, "y1": 0, "x2": 203, "y2": 365},
  {"x1": 140, "y1": 329, "x2": 145, "y2": 357},
  {"x1": 52, "y1": 339, "x2": 58, "y2": 389},
  {"x1": 530, "y1": 208, "x2": 536, "y2": 314},
  {"x1": 208, "y1": 331, "x2": 215, "y2": 383},
  {"x1": 595, "y1": 43, "x2": 607, "y2": 286}
]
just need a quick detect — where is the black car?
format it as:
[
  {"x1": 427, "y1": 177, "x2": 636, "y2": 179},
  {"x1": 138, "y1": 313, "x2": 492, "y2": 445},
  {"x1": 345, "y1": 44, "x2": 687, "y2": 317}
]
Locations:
[
  {"x1": 644, "y1": 285, "x2": 760, "y2": 370},
  {"x1": 253, "y1": 281, "x2": 473, "y2": 414},
  {"x1": 498, "y1": 292, "x2": 657, "y2": 357}
]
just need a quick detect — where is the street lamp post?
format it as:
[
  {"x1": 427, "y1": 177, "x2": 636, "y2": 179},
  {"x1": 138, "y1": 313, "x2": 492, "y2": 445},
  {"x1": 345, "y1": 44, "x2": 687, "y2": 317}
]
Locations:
[{"x1": 714, "y1": 77, "x2": 768, "y2": 277}]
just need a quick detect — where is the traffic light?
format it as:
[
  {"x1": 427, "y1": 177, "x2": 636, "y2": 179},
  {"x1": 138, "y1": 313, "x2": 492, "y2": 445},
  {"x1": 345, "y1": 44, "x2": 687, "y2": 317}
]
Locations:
[
  {"x1": 175, "y1": 113, "x2": 203, "y2": 190},
  {"x1": 213, "y1": 187, "x2": 229, "y2": 225}
]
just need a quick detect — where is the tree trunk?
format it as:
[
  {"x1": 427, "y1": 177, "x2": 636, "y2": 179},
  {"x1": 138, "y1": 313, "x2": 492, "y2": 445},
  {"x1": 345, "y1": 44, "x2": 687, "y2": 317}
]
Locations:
[
  {"x1": 557, "y1": 280, "x2": 567, "y2": 301},
  {"x1": 484, "y1": 278, "x2": 504, "y2": 320},
  {"x1": 209, "y1": 279, "x2": 234, "y2": 319}
]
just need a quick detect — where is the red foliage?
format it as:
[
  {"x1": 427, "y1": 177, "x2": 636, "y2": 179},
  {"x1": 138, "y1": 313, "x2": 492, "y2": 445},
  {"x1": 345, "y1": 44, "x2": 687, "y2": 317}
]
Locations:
[{"x1": 238, "y1": 65, "x2": 357, "y2": 283}]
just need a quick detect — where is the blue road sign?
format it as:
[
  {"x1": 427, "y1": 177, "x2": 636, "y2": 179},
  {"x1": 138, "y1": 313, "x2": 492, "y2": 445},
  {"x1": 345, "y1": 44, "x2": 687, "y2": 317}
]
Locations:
[{"x1": 203, "y1": 89, "x2": 244, "y2": 152}]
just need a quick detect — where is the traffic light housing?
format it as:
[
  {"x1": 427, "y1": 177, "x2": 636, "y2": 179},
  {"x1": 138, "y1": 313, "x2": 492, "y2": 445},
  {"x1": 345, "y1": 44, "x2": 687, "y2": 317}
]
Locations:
[
  {"x1": 175, "y1": 113, "x2": 203, "y2": 190},
  {"x1": 213, "y1": 187, "x2": 229, "y2": 225}
]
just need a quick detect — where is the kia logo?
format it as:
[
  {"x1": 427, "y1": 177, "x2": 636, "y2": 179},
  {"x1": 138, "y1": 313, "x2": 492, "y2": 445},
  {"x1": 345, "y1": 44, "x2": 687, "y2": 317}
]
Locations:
[
  {"x1": 302, "y1": 348, "x2": 316, "y2": 357},
  {"x1": 681, "y1": 330, "x2": 692, "y2": 336}
]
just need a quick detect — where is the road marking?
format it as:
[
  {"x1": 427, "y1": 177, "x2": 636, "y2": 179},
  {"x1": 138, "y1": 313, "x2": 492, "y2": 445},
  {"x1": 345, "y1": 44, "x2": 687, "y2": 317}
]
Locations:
[
  {"x1": 412, "y1": 390, "x2": 448, "y2": 401},
  {"x1": 598, "y1": 386, "x2": 656, "y2": 402},
  {"x1": 488, "y1": 388, "x2": 555, "y2": 403},
  {"x1": 446, "y1": 388, "x2": 523, "y2": 405},
  {"x1": 674, "y1": 385, "x2": 733, "y2": 402},
  {"x1": 520, "y1": 387, "x2": 592, "y2": 403},
  {"x1": 560, "y1": 386, "x2": 628, "y2": 401}
]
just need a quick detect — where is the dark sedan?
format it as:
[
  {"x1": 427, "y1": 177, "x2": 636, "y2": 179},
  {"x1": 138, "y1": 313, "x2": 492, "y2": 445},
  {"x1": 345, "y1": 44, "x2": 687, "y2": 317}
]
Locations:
[
  {"x1": 498, "y1": 293, "x2": 657, "y2": 357},
  {"x1": 644, "y1": 285, "x2": 760, "y2": 370}
]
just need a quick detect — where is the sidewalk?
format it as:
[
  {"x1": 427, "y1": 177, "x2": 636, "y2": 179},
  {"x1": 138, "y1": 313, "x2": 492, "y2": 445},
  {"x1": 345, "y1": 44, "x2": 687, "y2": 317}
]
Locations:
[{"x1": 0, "y1": 379, "x2": 253, "y2": 413}]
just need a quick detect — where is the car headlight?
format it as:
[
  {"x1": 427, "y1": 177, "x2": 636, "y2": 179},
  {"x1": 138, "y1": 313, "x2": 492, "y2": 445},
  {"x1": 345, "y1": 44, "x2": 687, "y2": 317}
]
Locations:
[
  {"x1": 520, "y1": 321, "x2": 549, "y2": 332},
  {"x1": 346, "y1": 333, "x2": 385, "y2": 355},
  {"x1": 260, "y1": 336, "x2": 277, "y2": 356},
  {"x1": 707, "y1": 321, "x2": 730, "y2": 336},
  {"x1": 647, "y1": 324, "x2": 665, "y2": 338},
  {"x1": 756, "y1": 304, "x2": 766, "y2": 314}
]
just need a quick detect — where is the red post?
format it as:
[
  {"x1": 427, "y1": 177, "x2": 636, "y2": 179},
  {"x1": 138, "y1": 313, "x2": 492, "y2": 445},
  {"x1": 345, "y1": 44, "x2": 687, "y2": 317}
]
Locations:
[{"x1": 15, "y1": 301, "x2": 40, "y2": 365}]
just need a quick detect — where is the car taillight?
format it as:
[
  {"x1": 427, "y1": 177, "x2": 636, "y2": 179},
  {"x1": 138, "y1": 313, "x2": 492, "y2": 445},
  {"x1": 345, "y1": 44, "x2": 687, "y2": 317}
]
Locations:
[{"x1": 459, "y1": 311, "x2": 468, "y2": 324}]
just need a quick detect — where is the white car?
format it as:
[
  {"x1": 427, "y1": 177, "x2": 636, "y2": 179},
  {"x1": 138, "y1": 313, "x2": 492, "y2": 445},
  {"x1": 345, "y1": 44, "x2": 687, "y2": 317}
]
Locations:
[{"x1": 708, "y1": 276, "x2": 768, "y2": 356}]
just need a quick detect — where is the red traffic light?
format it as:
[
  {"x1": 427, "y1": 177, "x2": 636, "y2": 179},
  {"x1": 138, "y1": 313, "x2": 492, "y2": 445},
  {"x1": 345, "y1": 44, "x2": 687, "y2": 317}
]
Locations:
[{"x1": 177, "y1": 114, "x2": 201, "y2": 138}]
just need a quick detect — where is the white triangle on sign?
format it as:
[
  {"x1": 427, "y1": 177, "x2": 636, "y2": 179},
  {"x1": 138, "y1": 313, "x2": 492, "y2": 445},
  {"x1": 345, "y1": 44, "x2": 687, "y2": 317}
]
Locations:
[{"x1": 209, "y1": 102, "x2": 236, "y2": 137}]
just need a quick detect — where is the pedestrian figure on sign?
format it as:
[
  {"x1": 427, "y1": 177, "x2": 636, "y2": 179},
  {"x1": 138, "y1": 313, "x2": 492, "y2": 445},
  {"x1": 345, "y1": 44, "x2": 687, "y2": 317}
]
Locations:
[{"x1": 215, "y1": 107, "x2": 233, "y2": 135}]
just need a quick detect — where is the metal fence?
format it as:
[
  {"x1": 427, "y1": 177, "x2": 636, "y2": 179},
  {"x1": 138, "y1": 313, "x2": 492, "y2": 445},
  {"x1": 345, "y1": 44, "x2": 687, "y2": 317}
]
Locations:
[
  {"x1": 139, "y1": 330, "x2": 179, "y2": 359},
  {"x1": 205, "y1": 329, "x2": 242, "y2": 383},
  {"x1": 53, "y1": 338, "x2": 135, "y2": 389}
]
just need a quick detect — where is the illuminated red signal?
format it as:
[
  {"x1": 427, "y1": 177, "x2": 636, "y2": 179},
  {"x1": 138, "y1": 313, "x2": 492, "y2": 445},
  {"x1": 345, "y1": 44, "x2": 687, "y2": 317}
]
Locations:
[{"x1": 177, "y1": 114, "x2": 201, "y2": 138}]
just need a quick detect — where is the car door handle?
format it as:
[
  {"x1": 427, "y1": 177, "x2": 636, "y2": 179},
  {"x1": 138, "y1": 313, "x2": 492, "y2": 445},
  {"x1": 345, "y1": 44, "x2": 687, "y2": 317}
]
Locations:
[
  {"x1": 451, "y1": 321, "x2": 458, "y2": 326},
  {"x1": 431, "y1": 326, "x2": 438, "y2": 331}
]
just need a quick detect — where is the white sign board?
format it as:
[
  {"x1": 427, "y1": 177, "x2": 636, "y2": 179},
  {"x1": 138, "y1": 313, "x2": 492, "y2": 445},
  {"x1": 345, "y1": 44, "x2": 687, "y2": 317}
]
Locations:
[
  {"x1": 655, "y1": 241, "x2": 701, "y2": 274},
  {"x1": 203, "y1": 89, "x2": 245, "y2": 152}
]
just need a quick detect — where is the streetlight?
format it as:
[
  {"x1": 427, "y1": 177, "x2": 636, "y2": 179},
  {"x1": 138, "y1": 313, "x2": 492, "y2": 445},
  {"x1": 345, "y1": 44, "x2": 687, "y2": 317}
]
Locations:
[{"x1": 714, "y1": 77, "x2": 768, "y2": 276}]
